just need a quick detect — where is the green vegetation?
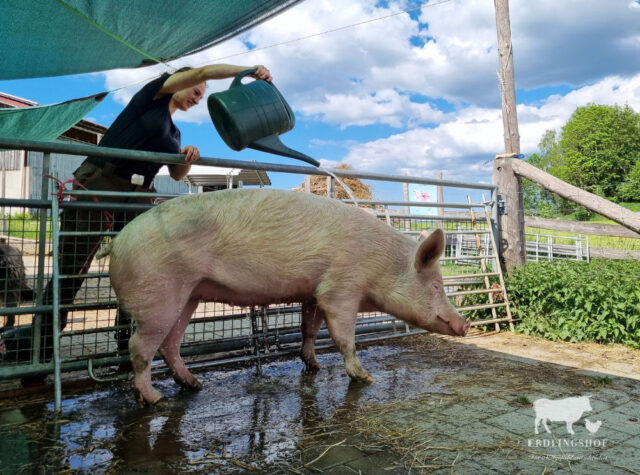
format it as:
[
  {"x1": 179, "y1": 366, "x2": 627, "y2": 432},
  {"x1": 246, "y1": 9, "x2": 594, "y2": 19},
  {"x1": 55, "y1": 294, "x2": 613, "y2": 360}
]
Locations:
[
  {"x1": 524, "y1": 104, "x2": 640, "y2": 219},
  {"x1": 525, "y1": 227, "x2": 640, "y2": 251},
  {"x1": 506, "y1": 260, "x2": 640, "y2": 348},
  {"x1": 1, "y1": 213, "x2": 51, "y2": 240}
]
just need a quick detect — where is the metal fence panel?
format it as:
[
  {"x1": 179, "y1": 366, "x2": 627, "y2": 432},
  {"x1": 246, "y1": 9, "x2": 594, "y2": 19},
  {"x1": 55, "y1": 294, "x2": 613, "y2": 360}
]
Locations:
[{"x1": 0, "y1": 139, "x2": 512, "y2": 411}]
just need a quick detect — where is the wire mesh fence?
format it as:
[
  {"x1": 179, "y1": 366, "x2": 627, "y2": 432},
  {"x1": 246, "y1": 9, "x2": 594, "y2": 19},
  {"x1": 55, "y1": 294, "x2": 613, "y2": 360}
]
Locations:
[{"x1": 0, "y1": 140, "x2": 511, "y2": 403}]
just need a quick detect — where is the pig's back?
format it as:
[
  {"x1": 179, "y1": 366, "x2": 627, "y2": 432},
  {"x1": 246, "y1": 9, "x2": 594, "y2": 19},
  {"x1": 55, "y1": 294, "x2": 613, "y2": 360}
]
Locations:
[{"x1": 110, "y1": 189, "x2": 406, "y2": 282}]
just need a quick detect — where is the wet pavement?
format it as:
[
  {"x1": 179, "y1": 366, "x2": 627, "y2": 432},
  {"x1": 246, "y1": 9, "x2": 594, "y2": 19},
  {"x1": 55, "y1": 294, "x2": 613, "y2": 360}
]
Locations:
[{"x1": 0, "y1": 334, "x2": 639, "y2": 474}]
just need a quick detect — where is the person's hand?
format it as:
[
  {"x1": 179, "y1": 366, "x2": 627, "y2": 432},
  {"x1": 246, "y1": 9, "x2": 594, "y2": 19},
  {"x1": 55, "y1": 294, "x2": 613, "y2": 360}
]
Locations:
[
  {"x1": 181, "y1": 145, "x2": 200, "y2": 164},
  {"x1": 250, "y1": 65, "x2": 272, "y2": 82}
]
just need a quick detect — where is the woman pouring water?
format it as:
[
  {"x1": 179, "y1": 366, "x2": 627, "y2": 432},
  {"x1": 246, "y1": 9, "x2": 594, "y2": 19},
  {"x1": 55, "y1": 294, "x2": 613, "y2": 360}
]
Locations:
[{"x1": 21, "y1": 64, "x2": 273, "y2": 383}]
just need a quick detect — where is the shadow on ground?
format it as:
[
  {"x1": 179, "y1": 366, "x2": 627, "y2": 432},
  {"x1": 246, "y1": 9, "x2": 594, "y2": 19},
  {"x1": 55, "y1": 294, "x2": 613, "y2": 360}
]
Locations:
[{"x1": 0, "y1": 334, "x2": 638, "y2": 474}]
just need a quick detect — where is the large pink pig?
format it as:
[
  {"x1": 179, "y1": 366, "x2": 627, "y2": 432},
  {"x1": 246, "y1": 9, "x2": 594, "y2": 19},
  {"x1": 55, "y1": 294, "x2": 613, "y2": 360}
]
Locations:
[{"x1": 98, "y1": 188, "x2": 469, "y2": 406}]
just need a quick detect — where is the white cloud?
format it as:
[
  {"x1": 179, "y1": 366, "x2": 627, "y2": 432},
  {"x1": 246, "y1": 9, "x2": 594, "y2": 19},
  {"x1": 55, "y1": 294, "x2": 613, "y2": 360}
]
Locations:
[
  {"x1": 298, "y1": 89, "x2": 447, "y2": 128},
  {"x1": 342, "y1": 73, "x2": 640, "y2": 182},
  {"x1": 95, "y1": 0, "x2": 640, "y2": 182}
]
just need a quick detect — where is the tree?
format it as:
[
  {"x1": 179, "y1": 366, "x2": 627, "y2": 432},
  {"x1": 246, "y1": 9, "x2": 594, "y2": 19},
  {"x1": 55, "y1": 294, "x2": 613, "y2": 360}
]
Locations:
[
  {"x1": 524, "y1": 104, "x2": 640, "y2": 218},
  {"x1": 558, "y1": 104, "x2": 640, "y2": 201},
  {"x1": 522, "y1": 130, "x2": 568, "y2": 216}
]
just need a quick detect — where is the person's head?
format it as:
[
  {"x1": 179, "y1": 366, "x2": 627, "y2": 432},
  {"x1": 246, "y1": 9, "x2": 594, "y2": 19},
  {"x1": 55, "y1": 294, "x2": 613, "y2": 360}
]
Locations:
[
  {"x1": 170, "y1": 67, "x2": 206, "y2": 112},
  {"x1": 172, "y1": 82, "x2": 206, "y2": 111}
]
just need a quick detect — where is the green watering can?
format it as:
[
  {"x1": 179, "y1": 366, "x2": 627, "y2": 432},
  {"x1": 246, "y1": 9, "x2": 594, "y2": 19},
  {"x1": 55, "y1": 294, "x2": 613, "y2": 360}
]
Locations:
[{"x1": 207, "y1": 69, "x2": 320, "y2": 167}]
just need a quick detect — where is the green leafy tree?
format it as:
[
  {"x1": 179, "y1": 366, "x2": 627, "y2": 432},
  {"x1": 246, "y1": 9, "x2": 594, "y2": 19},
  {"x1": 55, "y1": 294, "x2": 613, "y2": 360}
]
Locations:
[
  {"x1": 524, "y1": 104, "x2": 640, "y2": 217},
  {"x1": 618, "y1": 159, "x2": 640, "y2": 201},
  {"x1": 558, "y1": 104, "x2": 640, "y2": 201},
  {"x1": 523, "y1": 130, "x2": 568, "y2": 216}
]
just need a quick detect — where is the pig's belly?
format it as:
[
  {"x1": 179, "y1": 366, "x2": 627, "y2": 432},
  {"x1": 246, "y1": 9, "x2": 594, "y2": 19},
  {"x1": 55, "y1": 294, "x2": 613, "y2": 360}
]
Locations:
[{"x1": 191, "y1": 278, "x2": 315, "y2": 307}]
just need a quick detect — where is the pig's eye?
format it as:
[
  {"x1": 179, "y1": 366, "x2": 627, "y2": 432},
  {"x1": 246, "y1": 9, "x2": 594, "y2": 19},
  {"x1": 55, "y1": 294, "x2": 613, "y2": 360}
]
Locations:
[{"x1": 432, "y1": 282, "x2": 441, "y2": 291}]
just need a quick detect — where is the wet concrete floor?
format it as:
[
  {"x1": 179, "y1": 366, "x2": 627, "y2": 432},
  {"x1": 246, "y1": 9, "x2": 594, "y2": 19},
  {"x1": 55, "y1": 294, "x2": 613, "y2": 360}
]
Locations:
[{"x1": 0, "y1": 335, "x2": 639, "y2": 474}]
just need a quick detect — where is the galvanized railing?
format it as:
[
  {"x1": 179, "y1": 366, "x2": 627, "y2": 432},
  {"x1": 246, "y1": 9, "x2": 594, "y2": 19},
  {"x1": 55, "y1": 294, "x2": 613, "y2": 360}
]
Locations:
[
  {"x1": 526, "y1": 233, "x2": 590, "y2": 262},
  {"x1": 0, "y1": 137, "x2": 511, "y2": 411}
]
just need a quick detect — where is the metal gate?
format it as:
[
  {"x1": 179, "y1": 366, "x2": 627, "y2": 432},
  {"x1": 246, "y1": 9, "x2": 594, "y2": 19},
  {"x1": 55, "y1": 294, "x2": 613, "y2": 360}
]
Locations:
[{"x1": 0, "y1": 138, "x2": 513, "y2": 410}]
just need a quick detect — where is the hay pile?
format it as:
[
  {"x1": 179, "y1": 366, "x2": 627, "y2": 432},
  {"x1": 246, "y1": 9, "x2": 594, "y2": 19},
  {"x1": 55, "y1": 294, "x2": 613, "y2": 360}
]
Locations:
[{"x1": 299, "y1": 164, "x2": 373, "y2": 200}]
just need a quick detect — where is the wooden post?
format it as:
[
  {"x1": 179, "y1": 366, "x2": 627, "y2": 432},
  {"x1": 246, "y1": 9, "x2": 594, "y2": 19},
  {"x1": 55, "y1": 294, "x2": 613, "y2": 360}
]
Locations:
[
  {"x1": 493, "y1": 0, "x2": 525, "y2": 273},
  {"x1": 437, "y1": 172, "x2": 444, "y2": 217},
  {"x1": 494, "y1": 0, "x2": 520, "y2": 154},
  {"x1": 493, "y1": 156, "x2": 526, "y2": 273}
]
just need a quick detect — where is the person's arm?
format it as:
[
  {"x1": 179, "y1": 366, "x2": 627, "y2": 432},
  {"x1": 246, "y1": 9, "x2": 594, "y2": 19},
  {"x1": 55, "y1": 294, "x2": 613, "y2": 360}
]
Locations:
[
  {"x1": 168, "y1": 145, "x2": 199, "y2": 180},
  {"x1": 156, "y1": 64, "x2": 272, "y2": 98}
]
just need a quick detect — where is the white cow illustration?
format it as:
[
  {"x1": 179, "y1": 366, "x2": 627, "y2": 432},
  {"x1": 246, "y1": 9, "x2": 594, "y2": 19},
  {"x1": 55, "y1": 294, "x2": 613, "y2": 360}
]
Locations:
[{"x1": 533, "y1": 396, "x2": 592, "y2": 435}]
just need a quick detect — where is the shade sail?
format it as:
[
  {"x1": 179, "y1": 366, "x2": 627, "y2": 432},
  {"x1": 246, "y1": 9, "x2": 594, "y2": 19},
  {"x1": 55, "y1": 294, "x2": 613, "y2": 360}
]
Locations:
[
  {"x1": 0, "y1": 0, "x2": 303, "y2": 79},
  {"x1": 0, "y1": 93, "x2": 106, "y2": 142}
]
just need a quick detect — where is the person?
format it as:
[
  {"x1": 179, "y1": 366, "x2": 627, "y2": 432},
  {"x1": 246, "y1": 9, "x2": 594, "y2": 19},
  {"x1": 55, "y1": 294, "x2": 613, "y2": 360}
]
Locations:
[{"x1": 15, "y1": 64, "x2": 273, "y2": 378}]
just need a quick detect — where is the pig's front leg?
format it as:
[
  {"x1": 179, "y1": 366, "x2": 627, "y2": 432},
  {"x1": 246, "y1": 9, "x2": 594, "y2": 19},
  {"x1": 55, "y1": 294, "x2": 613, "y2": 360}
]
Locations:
[
  {"x1": 300, "y1": 301, "x2": 325, "y2": 373},
  {"x1": 159, "y1": 298, "x2": 203, "y2": 391},
  {"x1": 318, "y1": 295, "x2": 375, "y2": 384}
]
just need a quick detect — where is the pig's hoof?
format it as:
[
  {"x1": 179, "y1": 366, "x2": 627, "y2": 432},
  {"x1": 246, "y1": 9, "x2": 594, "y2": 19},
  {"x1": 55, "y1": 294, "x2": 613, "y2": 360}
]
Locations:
[
  {"x1": 303, "y1": 362, "x2": 321, "y2": 373},
  {"x1": 174, "y1": 375, "x2": 203, "y2": 391},
  {"x1": 134, "y1": 388, "x2": 166, "y2": 408},
  {"x1": 350, "y1": 373, "x2": 375, "y2": 384}
]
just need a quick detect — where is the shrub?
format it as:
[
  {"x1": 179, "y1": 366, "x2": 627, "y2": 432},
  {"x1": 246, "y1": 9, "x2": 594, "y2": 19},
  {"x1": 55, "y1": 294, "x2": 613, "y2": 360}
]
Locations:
[{"x1": 506, "y1": 259, "x2": 640, "y2": 348}]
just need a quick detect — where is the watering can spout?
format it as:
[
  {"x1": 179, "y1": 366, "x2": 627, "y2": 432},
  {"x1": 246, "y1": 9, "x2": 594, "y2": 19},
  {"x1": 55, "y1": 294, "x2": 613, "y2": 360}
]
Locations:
[
  {"x1": 207, "y1": 69, "x2": 321, "y2": 168},
  {"x1": 250, "y1": 135, "x2": 320, "y2": 167}
]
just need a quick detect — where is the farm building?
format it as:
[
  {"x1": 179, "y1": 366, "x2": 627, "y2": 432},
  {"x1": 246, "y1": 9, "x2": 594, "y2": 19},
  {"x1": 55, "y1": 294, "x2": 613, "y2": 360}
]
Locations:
[{"x1": 0, "y1": 92, "x2": 272, "y2": 201}]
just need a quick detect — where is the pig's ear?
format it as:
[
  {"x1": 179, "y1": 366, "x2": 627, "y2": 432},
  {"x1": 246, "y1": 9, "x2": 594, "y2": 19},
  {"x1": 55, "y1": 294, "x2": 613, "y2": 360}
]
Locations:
[
  {"x1": 414, "y1": 228, "x2": 445, "y2": 271},
  {"x1": 417, "y1": 230, "x2": 430, "y2": 242}
]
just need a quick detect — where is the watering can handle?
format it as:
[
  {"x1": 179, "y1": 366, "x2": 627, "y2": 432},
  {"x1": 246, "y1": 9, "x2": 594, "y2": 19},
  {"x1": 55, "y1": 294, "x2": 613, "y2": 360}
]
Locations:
[{"x1": 230, "y1": 69, "x2": 259, "y2": 88}]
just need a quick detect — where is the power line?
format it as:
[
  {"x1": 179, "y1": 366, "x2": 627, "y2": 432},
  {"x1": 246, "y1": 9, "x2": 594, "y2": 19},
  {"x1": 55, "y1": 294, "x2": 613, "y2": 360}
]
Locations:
[{"x1": 194, "y1": 0, "x2": 452, "y2": 66}]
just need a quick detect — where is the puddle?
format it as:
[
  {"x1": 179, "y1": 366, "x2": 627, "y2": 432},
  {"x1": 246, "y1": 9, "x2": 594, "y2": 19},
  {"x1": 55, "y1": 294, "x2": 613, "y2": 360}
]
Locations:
[
  {"x1": 3, "y1": 337, "x2": 636, "y2": 474},
  {"x1": 0, "y1": 345, "x2": 452, "y2": 473}
]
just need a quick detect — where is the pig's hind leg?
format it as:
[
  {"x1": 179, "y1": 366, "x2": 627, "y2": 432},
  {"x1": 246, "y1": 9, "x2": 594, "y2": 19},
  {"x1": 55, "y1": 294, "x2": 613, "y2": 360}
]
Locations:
[
  {"x1": 159, "y1": 298, "x2": 202, "y2": 391},
  {"x1": 128, "y1": 294, "x2": 187, "y2": 406},
  {"x1": 300, "y1": 301, "x2": 325, "y2": 372},
  {"x1": 318, "y1": 296, "x2": 375, "y2": 384}
]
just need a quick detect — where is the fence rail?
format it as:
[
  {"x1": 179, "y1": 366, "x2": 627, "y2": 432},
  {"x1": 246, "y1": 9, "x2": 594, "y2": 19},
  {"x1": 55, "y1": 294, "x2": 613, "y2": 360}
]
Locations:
[
  {"x1": 526, "y1": 233, "x2": 589, "y2": 262},
  {"x1": 0, "y1": 137, "x2": 512, "y2": 411}
]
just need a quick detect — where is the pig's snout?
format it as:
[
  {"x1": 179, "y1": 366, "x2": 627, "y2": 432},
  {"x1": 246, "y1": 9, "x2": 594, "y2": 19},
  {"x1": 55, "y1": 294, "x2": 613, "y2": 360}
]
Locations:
[
  {"x1": 455, "y1": 317, "x2": 471, "y2": 336},
  {"x1": 433, "y1": 313, "x2": 470, "y2": 337}
]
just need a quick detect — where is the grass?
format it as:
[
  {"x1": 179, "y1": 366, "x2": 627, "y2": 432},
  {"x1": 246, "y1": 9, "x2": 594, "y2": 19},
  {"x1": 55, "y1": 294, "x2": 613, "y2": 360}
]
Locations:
[
  {"x1": 525, "y1": 226, "x2": 640, "y2": 251},
  {"x1": 1, "y1": 213, "x2": 52, "y2": 240}
]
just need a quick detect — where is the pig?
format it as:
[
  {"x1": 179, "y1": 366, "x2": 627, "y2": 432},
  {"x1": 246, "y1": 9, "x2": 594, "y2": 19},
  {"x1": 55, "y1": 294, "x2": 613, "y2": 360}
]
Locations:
[{"x1": 96, "y1": 188, "x2": 469, "y2": 406}]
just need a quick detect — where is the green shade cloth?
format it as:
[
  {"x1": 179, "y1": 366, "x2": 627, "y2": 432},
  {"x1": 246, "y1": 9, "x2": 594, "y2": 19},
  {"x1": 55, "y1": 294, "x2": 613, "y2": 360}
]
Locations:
[
  {"x1": 0, "y1": 0, "x2": 303, "y2": 79},
  {"x1": 0, "y1": 93, "x2": 106, "y2": 141}
]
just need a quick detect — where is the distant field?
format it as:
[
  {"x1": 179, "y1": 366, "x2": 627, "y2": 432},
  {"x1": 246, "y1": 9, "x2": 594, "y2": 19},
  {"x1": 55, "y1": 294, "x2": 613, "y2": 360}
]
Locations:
[{"x1": 526, "y1": 227, "x2": 640, "y2": 251}]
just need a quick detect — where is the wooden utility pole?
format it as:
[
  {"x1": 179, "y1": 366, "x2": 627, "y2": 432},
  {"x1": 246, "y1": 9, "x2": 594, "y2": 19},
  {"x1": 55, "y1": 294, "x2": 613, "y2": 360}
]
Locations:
[{"x1": 493, "y1": 0, "x2": 525, "y2": 273}]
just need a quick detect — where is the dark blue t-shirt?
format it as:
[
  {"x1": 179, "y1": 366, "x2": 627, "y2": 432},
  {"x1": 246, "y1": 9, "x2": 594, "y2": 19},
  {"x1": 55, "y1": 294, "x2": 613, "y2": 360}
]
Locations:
[{"x1": 88, "y1": 73, "x2": 181, "y2": 179}]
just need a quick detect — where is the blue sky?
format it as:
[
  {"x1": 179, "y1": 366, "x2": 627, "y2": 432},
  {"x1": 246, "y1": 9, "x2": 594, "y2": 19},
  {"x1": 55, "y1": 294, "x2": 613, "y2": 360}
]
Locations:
[{"x1": 1, "y1": 0, "x2": 640, "y2": 204}]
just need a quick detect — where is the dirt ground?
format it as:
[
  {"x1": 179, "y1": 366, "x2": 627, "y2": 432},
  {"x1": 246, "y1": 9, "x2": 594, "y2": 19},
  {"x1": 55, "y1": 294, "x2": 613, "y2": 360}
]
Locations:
[{"x1": 458, "y1": 329, "x2": 640, "y2": 381}]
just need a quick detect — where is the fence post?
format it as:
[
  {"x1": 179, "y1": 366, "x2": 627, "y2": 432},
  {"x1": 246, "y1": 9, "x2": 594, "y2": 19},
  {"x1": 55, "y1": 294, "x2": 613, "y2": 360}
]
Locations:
[
  {"x1": 402, "y1": 177, "x2": 410, "y2": 231},
  {"x1": 326, "y1": 176, "x2": 334, "y2": 198},
  {"x1": 493, "y1": 156, "x2": 526, "y2": 273}
]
